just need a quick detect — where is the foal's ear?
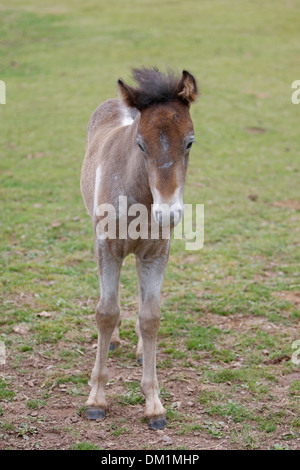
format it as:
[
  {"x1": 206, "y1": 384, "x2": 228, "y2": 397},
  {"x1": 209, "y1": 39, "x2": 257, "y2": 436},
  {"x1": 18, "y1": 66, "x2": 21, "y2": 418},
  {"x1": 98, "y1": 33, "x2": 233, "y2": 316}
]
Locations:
[
  {"x1": 117, "y1": 79, "x2": 137, "y2": 108},
  {"x1": 177, "y1": 70, "x2": 198, "y2": 106}
]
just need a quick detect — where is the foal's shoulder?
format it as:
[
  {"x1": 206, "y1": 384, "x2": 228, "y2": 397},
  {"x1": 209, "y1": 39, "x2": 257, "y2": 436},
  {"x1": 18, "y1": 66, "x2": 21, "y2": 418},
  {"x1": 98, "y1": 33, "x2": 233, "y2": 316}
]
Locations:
[
  {"x1": 88, "y1": 99, "x2": 138, "y2": 140},
  {"x1": 88, "y1": 99, "x2": 120, "y2": 129}
]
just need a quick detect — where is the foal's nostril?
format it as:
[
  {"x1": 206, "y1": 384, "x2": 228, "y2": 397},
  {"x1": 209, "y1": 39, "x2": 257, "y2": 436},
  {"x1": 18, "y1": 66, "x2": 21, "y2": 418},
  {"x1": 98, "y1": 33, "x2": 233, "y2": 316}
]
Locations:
[
  {"x1": 171, "y1": 209, "x2": 183, "y2": 226},
  {"x1": 169, "y1": 211, "x2": 175, "y2": 225},
  {"x1": 155, "y1": 210, "x2": 163, "y2": 226}
]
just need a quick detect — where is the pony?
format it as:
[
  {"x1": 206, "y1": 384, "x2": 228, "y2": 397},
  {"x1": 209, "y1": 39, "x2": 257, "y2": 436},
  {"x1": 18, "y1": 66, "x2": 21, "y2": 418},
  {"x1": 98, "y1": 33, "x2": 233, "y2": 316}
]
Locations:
[{"x1": 80, "y1": 67, "x2": 198, "y2": 429}]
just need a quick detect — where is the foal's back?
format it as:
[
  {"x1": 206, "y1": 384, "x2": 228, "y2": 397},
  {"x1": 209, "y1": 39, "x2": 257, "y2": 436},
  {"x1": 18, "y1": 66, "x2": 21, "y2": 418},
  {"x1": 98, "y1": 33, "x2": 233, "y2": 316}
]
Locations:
[{"x1": 81, "y1": 98, "x2": 138, "y2": 217}]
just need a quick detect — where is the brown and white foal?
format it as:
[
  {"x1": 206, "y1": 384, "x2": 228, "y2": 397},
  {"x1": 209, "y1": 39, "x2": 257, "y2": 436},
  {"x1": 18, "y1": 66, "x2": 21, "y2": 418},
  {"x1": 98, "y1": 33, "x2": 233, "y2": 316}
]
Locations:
[{"x1": 80, "y1": 68, "x2": 198, "y2": 429}]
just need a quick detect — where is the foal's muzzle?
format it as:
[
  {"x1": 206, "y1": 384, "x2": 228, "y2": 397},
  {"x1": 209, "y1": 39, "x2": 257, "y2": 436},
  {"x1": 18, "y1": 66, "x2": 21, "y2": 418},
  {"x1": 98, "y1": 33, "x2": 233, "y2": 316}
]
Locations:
[{"x1": 153, "y1": 204, "x2": 183, "y2": 228}]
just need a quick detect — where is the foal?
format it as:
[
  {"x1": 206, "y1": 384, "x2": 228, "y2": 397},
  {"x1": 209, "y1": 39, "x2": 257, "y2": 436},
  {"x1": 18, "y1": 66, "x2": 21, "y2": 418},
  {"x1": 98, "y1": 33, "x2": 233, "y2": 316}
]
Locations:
[{"x1": 80, "y1": 67, "x2": 198, "y2": 429}]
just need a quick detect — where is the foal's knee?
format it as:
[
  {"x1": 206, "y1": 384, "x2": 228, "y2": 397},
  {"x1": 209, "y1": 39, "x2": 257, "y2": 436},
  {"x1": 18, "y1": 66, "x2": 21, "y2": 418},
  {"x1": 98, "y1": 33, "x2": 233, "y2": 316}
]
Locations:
[
  {"x1": 139, "y1": 296, "x2": 161, "y2": 333},
  {"x1": 96, "y1": 298, "x2": 120, "y2": 330}
]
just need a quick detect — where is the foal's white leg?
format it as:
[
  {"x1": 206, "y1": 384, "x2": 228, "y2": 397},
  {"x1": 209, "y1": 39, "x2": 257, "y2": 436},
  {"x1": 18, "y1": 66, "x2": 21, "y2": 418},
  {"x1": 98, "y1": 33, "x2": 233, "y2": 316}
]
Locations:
[
  {"x1": 110, "y1": 317, "x2": 122, "y2": 350},
  {"x1": 135, "y1": 318, "x2": 143, "y2": 363},
  {"x1": 110, "y1": 278, "x2": 122, "y2": 350},
  {"x1": 136, "y1": 248, "x2": 169, "y2": 429},
  {"x1": 86, "y1": 249, "x2": 122, "y2": 419}
]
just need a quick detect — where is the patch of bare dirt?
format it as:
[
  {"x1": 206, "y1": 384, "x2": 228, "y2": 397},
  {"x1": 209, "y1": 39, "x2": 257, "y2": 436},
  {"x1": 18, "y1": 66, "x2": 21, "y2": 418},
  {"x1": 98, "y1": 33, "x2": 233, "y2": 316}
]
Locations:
[
  {"x1": 1, "y1": 312, "x2": 299, "y2": 450},
  {"x1": 199, "y1": 312, "x2": 295, "y2": 334},
  {"x1": 0, "y1": 348, "x2": 222, "y2": 450},
  {"x1": 271, "y1": 200, "x2": 300, "y2": 211},
  {"x1": 246, "y1": 127, "x2": 267, "y2": 134},
  {"x1": 1, "y1": 291, "x2": 37, "y2": 310},
  {"x1": 272, "y1": 291, "x2": 300, "y2": 309}
]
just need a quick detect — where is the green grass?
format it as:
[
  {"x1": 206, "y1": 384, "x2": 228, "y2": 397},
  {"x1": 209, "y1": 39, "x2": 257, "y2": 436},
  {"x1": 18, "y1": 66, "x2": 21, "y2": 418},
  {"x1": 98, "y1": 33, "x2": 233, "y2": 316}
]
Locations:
[
  {"x1": 0, "y1": 0, "x2": 300, "y2": 450},
  {"x1": 206, "y1": 400, "x2": 255, "y2": 423},
  {"x1": 70, "y1": 441, "x2": 102, "y2": 450},
  {"x1": 0, "y1": 378, "x2": 15, "y2": 401},
  {"x1": 117, "y1": 381, "x2": 144, "y2": 406},
  {"x1": 289, "y1": 380, "x2": 300, "y2": 397},
  {"x1": 26, "y1": 399, "x2": 46, "y2": 410},
  {"x1": 206, "y1": 367, "x2": 276, "y2": 386}
]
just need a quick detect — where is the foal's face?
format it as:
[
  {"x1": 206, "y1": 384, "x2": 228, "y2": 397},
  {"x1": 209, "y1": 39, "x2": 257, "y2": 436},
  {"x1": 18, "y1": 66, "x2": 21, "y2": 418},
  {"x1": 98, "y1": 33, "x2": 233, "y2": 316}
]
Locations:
[{"x1": 137, "y1": 101, "x2": 195, "y2": 227}]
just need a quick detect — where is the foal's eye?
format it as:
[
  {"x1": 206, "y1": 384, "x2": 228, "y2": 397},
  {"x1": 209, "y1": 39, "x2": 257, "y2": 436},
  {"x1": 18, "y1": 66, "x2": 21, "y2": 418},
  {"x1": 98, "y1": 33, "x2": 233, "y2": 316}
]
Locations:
[
  {"x1": 185, "y1": 135, "x2": 195, "y2": 152},
  {"x1": 138, "y1": 143, "x2": 145, "y2": 152}
]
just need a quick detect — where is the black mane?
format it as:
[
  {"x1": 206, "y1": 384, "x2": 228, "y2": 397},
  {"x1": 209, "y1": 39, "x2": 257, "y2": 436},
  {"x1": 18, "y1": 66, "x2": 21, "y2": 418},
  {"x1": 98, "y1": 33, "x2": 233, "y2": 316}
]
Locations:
[
  {"x1": 131, "y1": 67, "x2": 180, "y2": 108},
  {"x1": 118, "y1": 67, "x2": 182, "y2": 110},
  {"x1": 118, "y1": 67, "x2": 198, "y2": 110}
]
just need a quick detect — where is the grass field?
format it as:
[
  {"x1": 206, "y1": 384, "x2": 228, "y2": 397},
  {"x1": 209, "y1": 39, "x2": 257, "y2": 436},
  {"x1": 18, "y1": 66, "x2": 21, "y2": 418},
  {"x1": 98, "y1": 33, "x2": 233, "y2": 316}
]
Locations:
[{"x1": 0, "y1": 0, "x2": 299, "y2": 450}]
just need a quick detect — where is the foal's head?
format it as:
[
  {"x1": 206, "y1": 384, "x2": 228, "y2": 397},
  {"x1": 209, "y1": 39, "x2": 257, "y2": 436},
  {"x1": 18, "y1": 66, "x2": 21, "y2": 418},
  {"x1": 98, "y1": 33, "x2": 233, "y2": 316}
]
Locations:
[{"x1": 118, "y1": 68, "x2": 198, "y2": 228}]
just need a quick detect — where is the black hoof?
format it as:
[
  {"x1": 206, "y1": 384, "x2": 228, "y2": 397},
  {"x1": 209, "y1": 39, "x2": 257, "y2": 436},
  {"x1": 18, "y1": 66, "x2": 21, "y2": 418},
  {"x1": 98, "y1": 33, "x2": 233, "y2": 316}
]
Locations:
[
  {"x1": 137, "y1": 355, "x2": 143, "y2": 364},
  {"x1": 86, "y1": 407, "x2": 105, "y2": 420},
  {"x1": 147, "y1": 416, "x2": 167, "y2": 430}
]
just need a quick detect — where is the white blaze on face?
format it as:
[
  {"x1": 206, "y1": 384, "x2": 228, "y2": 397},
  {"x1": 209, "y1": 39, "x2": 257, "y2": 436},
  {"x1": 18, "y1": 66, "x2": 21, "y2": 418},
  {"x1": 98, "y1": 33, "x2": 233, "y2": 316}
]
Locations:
[{"x1": 152, "y1": 186, "x2": 184, "y2": 228}]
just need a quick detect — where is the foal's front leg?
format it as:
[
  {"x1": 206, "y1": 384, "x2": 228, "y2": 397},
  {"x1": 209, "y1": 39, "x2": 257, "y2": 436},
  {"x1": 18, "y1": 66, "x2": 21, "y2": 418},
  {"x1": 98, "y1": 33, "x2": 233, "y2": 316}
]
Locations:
[
  {"x1": 136, "y1": 246, "x2": 169, "y2": 429},
  {"x1": 86, "y1": 248, "x2": 122, "y2": 419}
]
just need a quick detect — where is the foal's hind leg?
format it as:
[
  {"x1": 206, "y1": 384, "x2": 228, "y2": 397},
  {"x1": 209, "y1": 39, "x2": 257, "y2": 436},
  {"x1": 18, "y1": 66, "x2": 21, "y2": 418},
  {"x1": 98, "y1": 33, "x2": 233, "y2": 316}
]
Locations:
[
  {"x1": 86, "y1": 250, "x2": 122, "y2": 419},
  {"x1": 136, "y1": 247, "x2": 169, "y2": 429}
]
